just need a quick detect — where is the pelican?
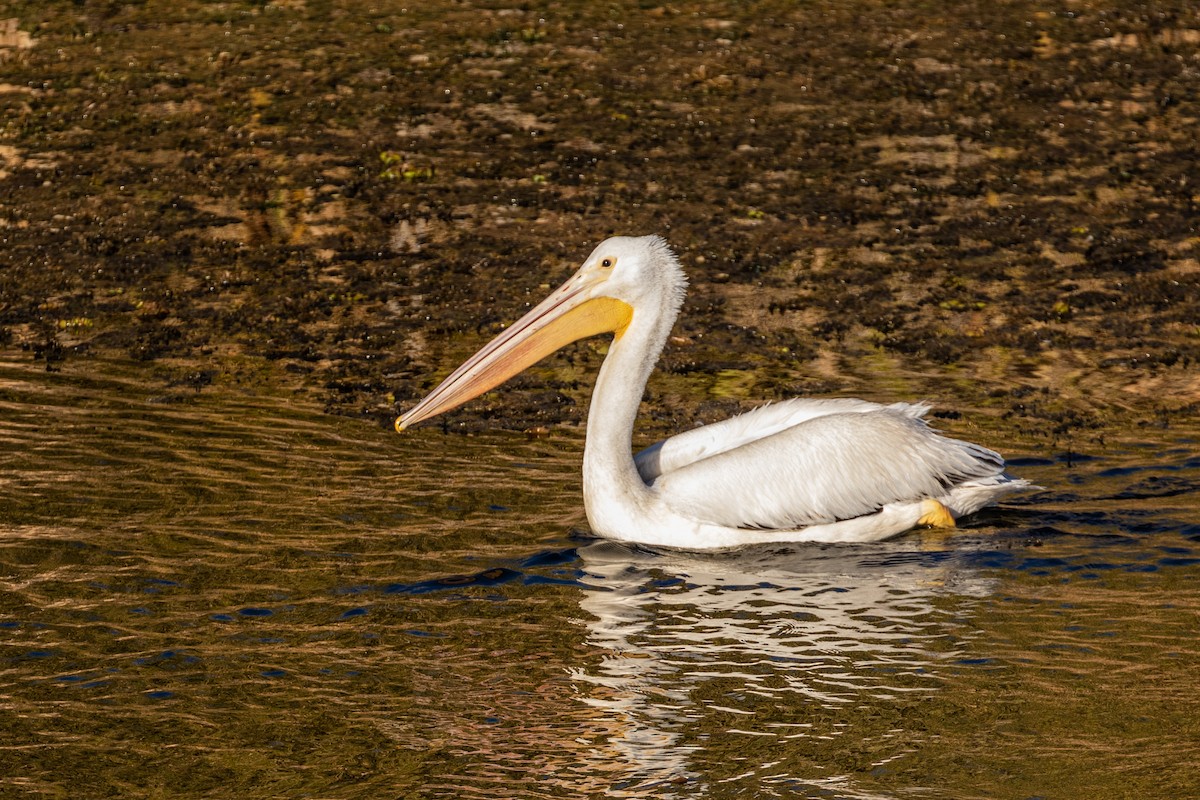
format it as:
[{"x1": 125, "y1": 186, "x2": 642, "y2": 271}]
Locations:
[{"x1": 397, "y1": 236, "x2": 1030, "y2": 550}]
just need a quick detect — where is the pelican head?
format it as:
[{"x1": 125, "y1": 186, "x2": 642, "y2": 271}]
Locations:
[{"x1": 396, "y1": 235, "x2": 686, "y2": 432}]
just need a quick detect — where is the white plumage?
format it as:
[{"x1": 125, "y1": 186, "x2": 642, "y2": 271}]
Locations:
[{"x1": 398, "y1": 235, "x2": 1030, "y2": 550}]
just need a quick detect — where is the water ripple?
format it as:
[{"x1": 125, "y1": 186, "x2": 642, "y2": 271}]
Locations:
[{"x1": 1, "y1": 360, "x2": 1199, "y2": 798}]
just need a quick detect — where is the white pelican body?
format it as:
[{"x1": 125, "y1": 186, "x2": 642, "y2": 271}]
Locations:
[{"x1": 398, "y1": 236, "x2": 1030, "y2": 550}]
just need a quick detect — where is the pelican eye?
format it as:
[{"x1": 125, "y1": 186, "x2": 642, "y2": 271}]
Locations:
[{"x1": 600, "y1": 257, "x2": 616, "y2": 269}]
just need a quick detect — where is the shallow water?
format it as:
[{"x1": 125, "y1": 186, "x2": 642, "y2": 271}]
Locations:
[{"x1": 1, "y1": 359, "x2": 1198, "y2": 799}]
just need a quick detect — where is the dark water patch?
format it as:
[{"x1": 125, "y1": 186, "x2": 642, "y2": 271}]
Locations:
[
  {"x1": 1111, "y1": 475, "x2": 1200, "y2": 500},
  {"x1": 1094, "y1": 459, "x2": 1200, "y2": 477},
  {"x1": 384, "y1": 566, "x2": 523, "y2": 596},
  {"x1": 1051, "y1": 451, "x2": 1102, "y2": 465},
  {"x1": 403, "y1": 629, "x2": 446, "y2": 639},
  {"x1": 1006, "y1": 456, "x2": 1057, "y2": 468},
  {"x1": 1007, "y1": 524, "x2": 1073, "y2": 541},
  {"x1": 520, "y1": 547, "x2": 578, "y2": 568},
  {"x1": 380, "y1": 560, "x2": 598, "y2": 596},
  {"x1": 1158, "y1": 557, "x2": 1200, "y2": 568},
  {"x1": 522, "y1": 574, "x2": 591, "y2": 588},
  {"x1": 53, "y1": 673, "x2": 88, "y2": 683},
  {"x1": 131, "y1": 650, "x2": 201, "y2": 668},
  {"x1": 859, "y1": 548, "x2": 955, "y2": 569}
]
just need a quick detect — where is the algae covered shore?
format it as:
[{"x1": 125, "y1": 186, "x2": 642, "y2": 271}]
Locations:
[{"x1": 2, "y1": 1, "x2": 1197, "y2": 442}]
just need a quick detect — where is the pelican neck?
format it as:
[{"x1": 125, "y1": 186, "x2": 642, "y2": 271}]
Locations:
[{"x1": 582, "y1": 300, "x2": 676, "y2": 500}]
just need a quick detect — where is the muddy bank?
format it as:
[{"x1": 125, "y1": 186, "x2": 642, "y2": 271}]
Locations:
[{"x1": 1, "y1": 1, "x2": 1197, "y2": 444}]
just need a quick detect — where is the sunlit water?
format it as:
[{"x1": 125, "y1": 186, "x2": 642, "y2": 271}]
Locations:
[{"x1": 1, "y1": 359, "x2": 1198, "y2": 799}]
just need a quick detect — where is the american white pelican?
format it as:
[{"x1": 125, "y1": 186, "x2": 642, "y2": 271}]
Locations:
[{"x1": 397, "y1": 236, "x2": 1030, "y2": 550}]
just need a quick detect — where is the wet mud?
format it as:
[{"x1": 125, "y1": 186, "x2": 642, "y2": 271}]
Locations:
[{"x1": 2, "y1": 0, "x2": 1198, "y2": 443}]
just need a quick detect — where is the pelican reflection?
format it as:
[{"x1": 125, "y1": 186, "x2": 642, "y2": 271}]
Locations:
[{"x1": 569, "y1": 538, "x2": 994, "y2": 796}]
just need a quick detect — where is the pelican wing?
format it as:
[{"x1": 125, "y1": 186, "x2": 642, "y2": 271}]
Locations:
[
  {"x1": 650, "y1": 408, "x2": 1005, "y2": 530},
  {"x1": 634, "y1": 398, "x2": 930, "y2": 482}
]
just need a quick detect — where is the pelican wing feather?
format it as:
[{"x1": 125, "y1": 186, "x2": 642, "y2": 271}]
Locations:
[
  {"x1": 634, "y1": 398, "x2": 930, "y2": 482},
  {"x1": 650, "y1": 407, "x2": 1005, "y2": 530}
]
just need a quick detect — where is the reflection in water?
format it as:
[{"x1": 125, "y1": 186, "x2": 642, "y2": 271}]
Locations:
[{"x1": 570, "y1": 539, "x2": 992, "y2": 797}]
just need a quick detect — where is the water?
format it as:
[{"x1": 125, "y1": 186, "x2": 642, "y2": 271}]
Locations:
[{"x1": 1, "y1": 359, "x2": 1197, "y2": 799}]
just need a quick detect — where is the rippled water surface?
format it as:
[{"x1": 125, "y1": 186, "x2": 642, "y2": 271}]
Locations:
[{"x1": 2, "y1": 360, "x2": 1198, "y2": 799}]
